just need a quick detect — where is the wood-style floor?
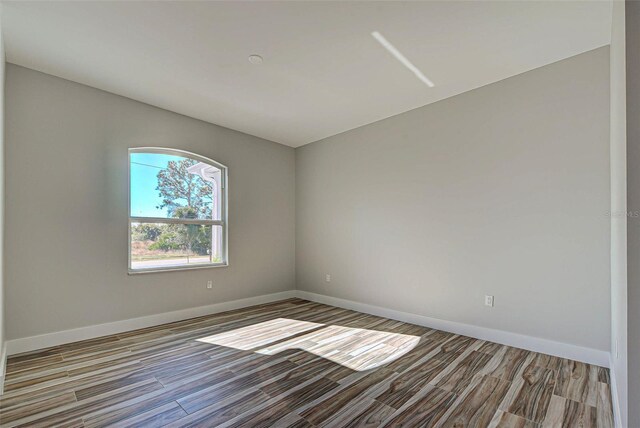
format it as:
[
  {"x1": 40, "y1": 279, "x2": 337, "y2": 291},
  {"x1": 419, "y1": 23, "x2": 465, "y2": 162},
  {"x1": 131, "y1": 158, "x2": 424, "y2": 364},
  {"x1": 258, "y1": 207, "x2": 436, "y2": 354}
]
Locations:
[{"x1": 1, "y1": 299, "x2": 613, "y2": 427}]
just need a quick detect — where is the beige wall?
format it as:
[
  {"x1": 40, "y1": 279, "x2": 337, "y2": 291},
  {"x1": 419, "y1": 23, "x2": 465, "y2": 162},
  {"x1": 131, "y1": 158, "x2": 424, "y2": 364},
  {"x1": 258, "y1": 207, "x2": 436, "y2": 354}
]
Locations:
[
  {"x1": 296, "y1": 47, "x2": 611, "y2": 351},
  {"x1": 610, "y1": 1, "x2": 628, "y2": 425},
  {"x1": 4, "y1": 65, "x2": 296, "y2": 340},
  {"x1": 0, "y1": 19, "x2": 5, "y2": 369},
  {"x1": 626, "y1": 1, "x2": 640, "y2": 426}
]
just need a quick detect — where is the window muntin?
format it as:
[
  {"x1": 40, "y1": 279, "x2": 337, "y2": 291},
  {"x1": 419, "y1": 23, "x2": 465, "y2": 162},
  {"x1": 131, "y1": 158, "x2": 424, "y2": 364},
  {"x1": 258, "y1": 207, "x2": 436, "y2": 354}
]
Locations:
[{"x1": 128, "y1": 148, "x2": 227, "y2": 273}]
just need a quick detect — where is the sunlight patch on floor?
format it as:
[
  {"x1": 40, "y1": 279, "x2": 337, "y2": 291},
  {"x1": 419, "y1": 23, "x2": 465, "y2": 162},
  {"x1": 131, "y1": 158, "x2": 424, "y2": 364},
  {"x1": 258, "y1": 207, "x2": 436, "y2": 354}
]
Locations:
[
  {"x1": 196, "y1": 318, "x2": 420, "y2": 371},
  {"x1": 196, "y1": 318, "x2": 323, "y2": 350}
]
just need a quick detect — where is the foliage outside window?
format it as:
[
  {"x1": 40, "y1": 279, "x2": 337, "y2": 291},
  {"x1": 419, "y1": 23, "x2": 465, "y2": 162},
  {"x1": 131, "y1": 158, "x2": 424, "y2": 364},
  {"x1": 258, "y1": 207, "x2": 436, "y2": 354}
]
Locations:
[{"x1": 129, "y1": 148, "x2": 227, "y2": 273}]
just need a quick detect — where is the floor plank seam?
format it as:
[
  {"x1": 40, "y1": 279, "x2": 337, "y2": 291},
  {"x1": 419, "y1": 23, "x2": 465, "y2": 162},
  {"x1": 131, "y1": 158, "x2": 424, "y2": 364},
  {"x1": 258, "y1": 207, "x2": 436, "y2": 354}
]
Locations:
[{"x1": 175, "y1": 399, "x2": 190, "y2": 415}]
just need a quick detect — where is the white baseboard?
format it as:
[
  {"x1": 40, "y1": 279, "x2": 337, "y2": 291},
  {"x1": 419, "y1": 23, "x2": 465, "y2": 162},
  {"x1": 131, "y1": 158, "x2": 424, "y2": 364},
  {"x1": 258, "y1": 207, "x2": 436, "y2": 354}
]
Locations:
[
  {"x1": 5, "y1": 290, "x2": 297, "y2": 356},
  {"x1": 296, "y1": 290, "x2": 610, "y2": 367},
  {"x1": 609, "y1": 354, "x2": 623, "y2": 428}
]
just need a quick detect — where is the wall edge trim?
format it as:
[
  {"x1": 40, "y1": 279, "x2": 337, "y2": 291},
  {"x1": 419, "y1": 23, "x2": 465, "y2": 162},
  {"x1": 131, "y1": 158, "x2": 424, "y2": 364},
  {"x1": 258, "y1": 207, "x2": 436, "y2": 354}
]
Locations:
[{"x1": 609, "y1": 353, "x2": 623, "y2": 428}]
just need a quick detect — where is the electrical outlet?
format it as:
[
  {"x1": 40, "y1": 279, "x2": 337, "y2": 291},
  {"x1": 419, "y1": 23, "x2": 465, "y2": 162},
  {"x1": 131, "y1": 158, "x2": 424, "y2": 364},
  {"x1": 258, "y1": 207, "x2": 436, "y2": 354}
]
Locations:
[
  {"x1": 325, "y1": 274, "x2": 331, "y2": 283},
  {"x1": 484, "y1": 295, "x2": 494, "y2": 307},
  {"x1": 207, "y1": 280, "x2": 213, "y2": 289}
]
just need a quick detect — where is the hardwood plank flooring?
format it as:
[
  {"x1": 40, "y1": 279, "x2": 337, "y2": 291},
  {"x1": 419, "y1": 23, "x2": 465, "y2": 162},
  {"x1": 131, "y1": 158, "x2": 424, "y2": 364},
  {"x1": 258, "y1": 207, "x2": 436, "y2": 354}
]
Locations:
[{"x1": 0, "y1": 299, "x2": 613, "y2": 427}]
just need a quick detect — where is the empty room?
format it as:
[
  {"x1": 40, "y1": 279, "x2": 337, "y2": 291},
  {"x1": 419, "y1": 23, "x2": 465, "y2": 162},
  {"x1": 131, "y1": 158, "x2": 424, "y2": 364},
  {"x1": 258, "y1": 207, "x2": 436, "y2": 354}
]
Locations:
[{"x1": 0, "y1": 1, "x2": 637, "y2": 427}]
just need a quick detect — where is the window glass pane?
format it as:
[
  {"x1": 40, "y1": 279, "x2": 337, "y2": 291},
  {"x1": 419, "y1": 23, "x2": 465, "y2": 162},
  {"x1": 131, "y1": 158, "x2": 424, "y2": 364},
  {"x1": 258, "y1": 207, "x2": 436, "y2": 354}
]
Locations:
[
  {"x1": 131, "y1": 223, "x2": 223, "y2": 270},
  {"x1": 130, "y1": 152, "x2": 222, "y2": 220}
]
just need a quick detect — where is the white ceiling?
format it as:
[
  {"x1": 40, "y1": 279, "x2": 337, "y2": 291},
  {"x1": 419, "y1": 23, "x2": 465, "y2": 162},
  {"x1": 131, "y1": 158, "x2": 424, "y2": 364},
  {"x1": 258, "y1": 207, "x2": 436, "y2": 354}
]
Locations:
[{"x1": 2, "y1": 1, "x2": 611, "y2": 147}]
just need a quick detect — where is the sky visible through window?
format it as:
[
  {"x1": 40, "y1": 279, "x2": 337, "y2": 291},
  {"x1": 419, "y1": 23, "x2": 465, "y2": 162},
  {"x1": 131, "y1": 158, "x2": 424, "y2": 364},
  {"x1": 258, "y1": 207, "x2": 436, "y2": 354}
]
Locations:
[
  {"x1": 130, "y1": 150, "x2": 224, "y2": 270},
  {"x1": 130, "y1": 152, "x2": 186, "y2": 217}
]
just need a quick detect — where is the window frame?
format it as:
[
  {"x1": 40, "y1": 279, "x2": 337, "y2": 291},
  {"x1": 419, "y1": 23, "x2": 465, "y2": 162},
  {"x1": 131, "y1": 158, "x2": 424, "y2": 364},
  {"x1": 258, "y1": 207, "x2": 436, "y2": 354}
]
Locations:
[{"x1": 128, "y1": 147, "x2": 228, "y2": 274}]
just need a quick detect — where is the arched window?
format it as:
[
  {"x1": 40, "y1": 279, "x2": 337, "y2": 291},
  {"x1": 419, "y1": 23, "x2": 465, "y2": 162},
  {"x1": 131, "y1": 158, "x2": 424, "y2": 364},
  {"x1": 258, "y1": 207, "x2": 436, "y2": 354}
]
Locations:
[{"x1": 128, "y1": 148, "x2": 227, "y2": 273}]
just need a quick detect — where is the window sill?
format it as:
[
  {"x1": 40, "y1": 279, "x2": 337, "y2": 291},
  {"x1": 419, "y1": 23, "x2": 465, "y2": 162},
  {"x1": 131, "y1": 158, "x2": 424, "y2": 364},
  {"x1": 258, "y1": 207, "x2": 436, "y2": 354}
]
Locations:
[{"x1": 128, "y1": 262, "x2": 229, "y2": 275}]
